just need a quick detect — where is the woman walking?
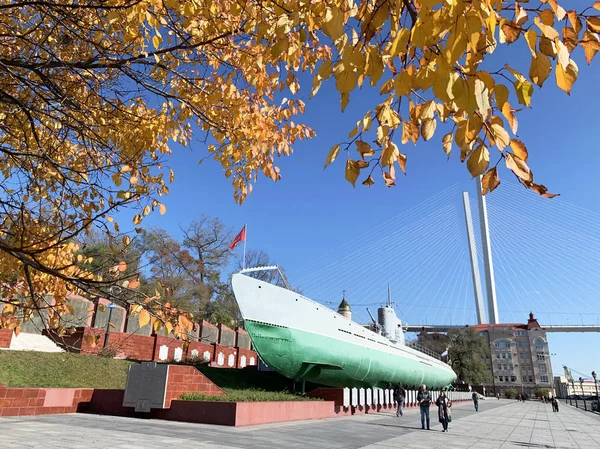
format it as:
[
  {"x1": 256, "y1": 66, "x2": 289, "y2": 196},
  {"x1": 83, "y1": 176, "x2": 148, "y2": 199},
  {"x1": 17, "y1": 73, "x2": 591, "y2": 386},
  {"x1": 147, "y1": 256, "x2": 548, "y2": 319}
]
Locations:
[{"x1": 436, "y1": 391, "x2": 452, "y2": 432}]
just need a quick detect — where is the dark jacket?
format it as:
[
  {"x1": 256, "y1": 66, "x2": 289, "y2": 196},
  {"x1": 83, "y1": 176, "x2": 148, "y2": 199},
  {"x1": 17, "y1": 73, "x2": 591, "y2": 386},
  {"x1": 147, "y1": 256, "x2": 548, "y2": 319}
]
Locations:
[
  {"x1": 417, "y1": 390, "x2": 431, "y2": 407},
  {"x1": 436, "y1": 396, "x2": 452, "y2": 421},
  {"x1": 472, "y1": 392, "x2": 479, "y2": 402},
  {"x1": 394, "y1": 386, "x2": 406, "y2": 400}
]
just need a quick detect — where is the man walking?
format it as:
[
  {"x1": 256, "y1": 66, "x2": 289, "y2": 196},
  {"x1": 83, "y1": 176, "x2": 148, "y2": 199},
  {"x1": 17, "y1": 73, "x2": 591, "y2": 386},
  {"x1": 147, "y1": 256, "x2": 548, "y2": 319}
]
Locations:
[
  {"x1": 394, "y1": 382, "x2": 406, "y2": 417},
  {"x1": 472, "y1": 391, "x2": 479, "y2": 412},
  {"x1": 417, "y1": 384, "x2": 432, "y2": 430}
]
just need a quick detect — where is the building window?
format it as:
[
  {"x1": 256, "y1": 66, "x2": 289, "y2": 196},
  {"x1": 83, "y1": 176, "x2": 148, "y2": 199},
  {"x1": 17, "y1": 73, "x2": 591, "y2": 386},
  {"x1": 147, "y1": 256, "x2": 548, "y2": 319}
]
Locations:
[
  {"x1": 496, "y1": 354, "x2": 501, "y2": 359},
  {"x1": 529, "y1": 377, "x2": 533, "y2": 383},
  {"x1": 495, "y1": 340, "x2": 510, "y2": 349},
  {"x1": 541, "y1": 376, "x2": 549, "y2": 383},
  {"x1": 499, "y1": 376, "x2": 504, "y2": 382},
  {"x1": 497, "y1": 364, "x2": 502, "y2": 371},
  {"x1": 514, "y1": 331, "x2": 526, "y2": 336},
  {"x1": 502, "y1": 353, "x2": 506, "y2": 359},
  {"x1": 480, "y1": 331, "x2": 487, "y2": 336},
  {"x1": 539, "y1": 364, "x2": 547, "y2": 373},
  {"x1": 508, "y1": 353, "x2": 512, "y2": 360},
  {"x1": 537, "y1": 353, "x2": 545, "y2": 361},
  {"x1": 522, "y1": 376, "x2": 527, "y2": 382},
  {"x1": 520, "y1": 353, "x2": 525, "y2": 359},
  {"x1": 511, "y1": 376, "x2": 516, "y2": 382}
]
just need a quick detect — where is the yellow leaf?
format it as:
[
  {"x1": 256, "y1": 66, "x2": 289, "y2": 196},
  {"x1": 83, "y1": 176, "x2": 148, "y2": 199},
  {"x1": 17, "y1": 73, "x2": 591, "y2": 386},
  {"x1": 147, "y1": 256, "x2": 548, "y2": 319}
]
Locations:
[
  {"x1": 122, "y1": 235, "x2": 131, "y2": 245},
  {"x1": 129, "y1": 278, "x2": 141, "y2": 289},
  {"x1": 467, "y1": 144, "x2": 490, "y2": 178},
  {"x1": 356, "y1": 141, "x2": 375, "y2": 158},
  {"x1": 152, "y1": 35, "x2": 160, "y2": 50},
  {"x1": 401, "y1": 121, "x2": 419, "y2": 145},
  {"x1": 382, "y1": 172, "x2": 396, "y2": 187},
  {"x1": 169, "y1": 168, "x2": 175, "y2": 183},
  {"x1": 362, "y1": 175, "x2": 375, "y2": 187},
  {"x1": 501, "y1": 21, "x2": 521, "y2": 44},
  {"x1": 341, "y1": 92, "x2": 350, "y2": 112},
  {"x1": 129, "y1": 176, "x2": 138, "y2": 185},
  {"x1": 505, "y1": 153, "x2": 533, "y2": 182},
  {"x1": 118, "y1": 260, "x2": 127, "y2": 272},
  {"x1": 528, "y1": 183, "x2": 560, "y2": 198},
  {"x1": 138, "y1": 309, "x2": 150, "y2": 328},
  {"x1": 555, "y1": 38, "x2": 570, "y2": 69},
  {"x1": 556, "y1": 59, "x2": 578, "y2": 94},
  {"x1": 143, "y1": 205, "x2": 151, "y2": 216},
  {"x1": 159, "y1": 203, "x2": 166, "y2": 215},
  {"x1": 442, "y1": 132, "x2": 452, "y2": 158},
  {"x1": 562, "y1": 27, "x2": 578, "y2": 53},
  {"x1": 529, "y1": 52, "x2": 552, "y2": 87},
  {"x1": 494, "y1": 84, "x2": 509, "y2": 110},
  {"x1": 587, "y1": 17, "x2": 600, "y2": 33},
  {"x1": 567, "y1": 11, "x2": 583, "y2": 33},
  {"x1": 524, "y1": 29, "x2": 537, "y2": 56},
  {"x1": 481, "y1": 167, "x2": 501, "y2": 195},
  {"x1": 318, "y1": 60, "x2": 333, "y2": 80},
  {"x1": 389, "y1": 28, "x2": 410, "y2": 57},
  {"x1": 345, "y1": 159, "x2": 360, "y2": 187},
  {"x1": 381, "y1": 141, "x2": 399, "y2": 166},
  {"x1": 393, "y1": 70, "x2": 413, "y2": 97},
  {"x1": 324, "y1": 144, "x2": 340, "y2": 169},
  {"x1": 323, "y1": 7, "x2": 344, "y2": 40},
  {"x1": 398, "y1": 153, "x2": 407, "y2": 174},
  {"x1": 474, "y1": 79, "x2": 491, "y2": 118},
  {"x1": 501, "y1": 102, "x2": 519, "y2": 135},
  {"x1": 595, "y1": 1, "x2": 600, "y2": 10},
  {"x1": 335, "y1": 68, "x2": 357, "y2": 93},
  {"x1": 465, "y1": 115, "x2": 483, "y2": 145},
  {"x1": 535, "y1": 16, "x2": 559, "y2": 40},
  {"x1": 548, "y1": 0, "x2": 567, "y2": 21},
  {"x1": 491, "y1": 123, "x2": 510, "y2": 151},
  {"x1": 539, "y1": 10, "x2": 555, "y2": 27},
  {"x1": 580, "y1": 31, "x2": 600, "y2": 64},
  {"x1": 514, "y1": 79, "x2": 534, "y2": 107},
  {"x1": 540, "y1": 36, "x2": 557, "y2": 58},
  {"x1": 509, "y1": 139, "x2": 529, "y2": 162},
  {"x1": 421, "y1": 118, "x2": 437, "y2": 141}
]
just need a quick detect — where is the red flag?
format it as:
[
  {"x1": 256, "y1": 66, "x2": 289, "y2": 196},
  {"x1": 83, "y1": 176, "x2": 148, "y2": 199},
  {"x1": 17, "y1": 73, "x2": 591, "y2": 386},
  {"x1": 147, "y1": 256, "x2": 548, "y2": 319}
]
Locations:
[{"x1": 229, "y1": 225, "x2": 246, "y2": 250}]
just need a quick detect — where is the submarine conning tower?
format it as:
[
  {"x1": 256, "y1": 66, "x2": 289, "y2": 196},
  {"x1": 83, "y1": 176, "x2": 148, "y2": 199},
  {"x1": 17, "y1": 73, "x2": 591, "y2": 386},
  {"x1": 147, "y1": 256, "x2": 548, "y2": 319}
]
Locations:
[{"x1": 377, "y1": 285, "x2": 405, "y2": 345}]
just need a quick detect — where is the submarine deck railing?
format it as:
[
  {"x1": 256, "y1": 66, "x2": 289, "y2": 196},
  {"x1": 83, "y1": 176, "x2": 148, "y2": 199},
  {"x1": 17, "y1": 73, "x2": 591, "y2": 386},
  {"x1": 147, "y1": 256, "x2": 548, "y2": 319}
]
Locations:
[{"x1": 405, "y1": 341, "x2": 443, "y2": 361}]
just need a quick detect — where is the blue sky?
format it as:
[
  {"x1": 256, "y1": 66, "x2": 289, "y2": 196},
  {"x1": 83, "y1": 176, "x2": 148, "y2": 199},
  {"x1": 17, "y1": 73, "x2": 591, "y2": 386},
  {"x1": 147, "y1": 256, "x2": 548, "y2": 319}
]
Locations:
[{"x1": 136, "y1": 25, "x2": 600, "y2": 379}]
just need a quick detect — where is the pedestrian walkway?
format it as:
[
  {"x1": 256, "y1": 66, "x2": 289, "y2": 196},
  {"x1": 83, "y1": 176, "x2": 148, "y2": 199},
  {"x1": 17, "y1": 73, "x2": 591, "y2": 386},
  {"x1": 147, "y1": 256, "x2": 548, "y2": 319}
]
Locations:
[{"x1": 0, "y1": 399, "x2": 598, "y2": 448}]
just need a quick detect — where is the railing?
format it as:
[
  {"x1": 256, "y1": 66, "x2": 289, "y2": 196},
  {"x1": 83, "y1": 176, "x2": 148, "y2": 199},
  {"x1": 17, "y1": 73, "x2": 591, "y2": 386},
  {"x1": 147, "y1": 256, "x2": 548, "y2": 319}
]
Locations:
[
  {"x1": 406, "y1": 341, "x2": 442, "y2": 361},
  {"x1": 565, "y1": 397, "x2": 600, "y2": 414}
]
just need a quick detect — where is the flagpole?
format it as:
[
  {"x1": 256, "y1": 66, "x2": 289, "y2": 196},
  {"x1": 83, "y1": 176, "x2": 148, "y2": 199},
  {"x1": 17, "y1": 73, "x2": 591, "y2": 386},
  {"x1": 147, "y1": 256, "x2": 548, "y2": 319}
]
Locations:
[{"x1": 242, "y1": 223, "x2": 247, "y2": 269}]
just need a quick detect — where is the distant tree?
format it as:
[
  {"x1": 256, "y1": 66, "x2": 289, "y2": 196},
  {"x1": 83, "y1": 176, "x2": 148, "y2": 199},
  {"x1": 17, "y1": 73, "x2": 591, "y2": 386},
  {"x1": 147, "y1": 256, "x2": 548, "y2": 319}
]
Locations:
[
  {"x1": 448, "y1": 328, "x2": 491, "y2": 386},
  {"x1": 535, "y1": 388, "x2": 552, "y2": 398},
  {"x1": 417, "y1": 332, "x2": 451, "y2": 357}
]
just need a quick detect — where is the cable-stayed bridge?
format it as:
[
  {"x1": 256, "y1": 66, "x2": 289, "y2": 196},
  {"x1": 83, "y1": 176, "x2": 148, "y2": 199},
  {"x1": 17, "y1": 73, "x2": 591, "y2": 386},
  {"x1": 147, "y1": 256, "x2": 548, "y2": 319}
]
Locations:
[{"x1": 292, "y1": 181, "x2": 600, "y2": 332}]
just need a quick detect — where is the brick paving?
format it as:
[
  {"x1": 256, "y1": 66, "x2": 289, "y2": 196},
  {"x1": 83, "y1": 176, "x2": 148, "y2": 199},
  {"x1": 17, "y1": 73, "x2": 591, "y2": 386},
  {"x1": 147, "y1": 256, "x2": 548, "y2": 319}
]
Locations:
[{"x1": 0, "y1": 399, "x2": 598, "y2": 448}]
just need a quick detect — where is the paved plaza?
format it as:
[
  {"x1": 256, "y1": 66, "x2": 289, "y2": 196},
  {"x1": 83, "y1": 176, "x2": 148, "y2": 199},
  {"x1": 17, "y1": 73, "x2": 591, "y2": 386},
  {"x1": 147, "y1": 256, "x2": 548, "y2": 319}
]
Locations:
[{"x1": 0, "y1": 399, "x2": 598, "y2": 448}]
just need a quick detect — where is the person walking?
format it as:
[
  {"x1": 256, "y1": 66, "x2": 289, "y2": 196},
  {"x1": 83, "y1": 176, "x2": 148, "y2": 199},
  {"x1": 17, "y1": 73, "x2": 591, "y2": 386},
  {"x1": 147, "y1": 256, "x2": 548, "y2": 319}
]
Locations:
[
  {"x1": 436, "y1": 391, "x2": 452, "y2": 432},
  {"x1": 417, "y1": 384, "x2": 432, "y2": 430},
  {"x1": 394, "y1": 382, "x2": 406, "y2": 417},
  {"x1": 552, "y1": 397, "x2": 560, "y2": 412},
  {"x1": 472, "y1": 391, "x2": 479, "y2": 412}
]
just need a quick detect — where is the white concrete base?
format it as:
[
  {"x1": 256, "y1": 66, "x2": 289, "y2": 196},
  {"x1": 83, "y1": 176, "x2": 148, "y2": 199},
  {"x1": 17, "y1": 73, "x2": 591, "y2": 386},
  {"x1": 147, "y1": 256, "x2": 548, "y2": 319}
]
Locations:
[{"x1": 6, "y1": 332, "x2": 65, "y2": 352}]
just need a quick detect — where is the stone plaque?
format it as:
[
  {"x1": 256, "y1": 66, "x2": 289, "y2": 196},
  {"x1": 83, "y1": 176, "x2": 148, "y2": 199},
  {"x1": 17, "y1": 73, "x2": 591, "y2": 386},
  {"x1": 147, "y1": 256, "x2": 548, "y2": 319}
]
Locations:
[
  {"x1": 227, "y1": 354, "x2": 235, "y2": 367},
  {"x1": 203, "y1": 350, "x2": 211, "y2": 361},
  {"x1": 240, "y1": 355, "x2": 247, "y2": 368},
  {"x1": 343, "y1": 388, "x2": 350, "y2": 407},
  {"x1": 190, "y1": 349, "x2": 199, "y2": 360},
  {"x1": 249, "y1": 356, "x2": 255, "y2": 365},
  {"x1": 158, "y1": 345, "x2": 169, "y2": 361},
  {"x1": 217, "y1": 352, "x2": 225, "y2": 366},
  {"x1": 173, "y1": 347, "x2": 183, "y2": 362},
  {"x1": 123, "y1": 362, "x2": 169, "y2": 412},
  {"x1": 351, "y1": 388, "x2": 358, "y2": 407},
  {"x1": 366, "y1": 388, "x2": 372, "y2": 406},
  {"x1": 359, "y1": 388, "x2": 365, "y2": 406},
  {"x1": 378, "y1": 388, "x2": 384, "y2": 405}
]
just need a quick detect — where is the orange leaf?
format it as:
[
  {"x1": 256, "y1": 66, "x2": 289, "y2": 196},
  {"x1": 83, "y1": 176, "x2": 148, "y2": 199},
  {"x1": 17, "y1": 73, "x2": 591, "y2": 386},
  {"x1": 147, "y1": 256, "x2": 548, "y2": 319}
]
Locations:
[
  {"x1": 481, "y1": 167, "x2": 501, "y2": 195},
  {"x1": 505, "y1": 153, "x2": 533, "y2": 182},
  {"x1": 118, "y1": 261, "x2": 127, "y2": 272},
  {"x1": 138, "y1": 309, "x2": 150, "y2": 328}
]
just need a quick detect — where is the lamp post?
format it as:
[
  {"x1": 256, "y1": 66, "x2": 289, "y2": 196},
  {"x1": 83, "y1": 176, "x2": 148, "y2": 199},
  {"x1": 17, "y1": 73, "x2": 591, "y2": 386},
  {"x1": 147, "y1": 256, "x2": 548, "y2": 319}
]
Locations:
[
  {"x1": 593, "y1": 371, "x2": 599, "y2": 398},
  {"x1": 579, "y1": 377, "x2": 587, "y2": 411}
]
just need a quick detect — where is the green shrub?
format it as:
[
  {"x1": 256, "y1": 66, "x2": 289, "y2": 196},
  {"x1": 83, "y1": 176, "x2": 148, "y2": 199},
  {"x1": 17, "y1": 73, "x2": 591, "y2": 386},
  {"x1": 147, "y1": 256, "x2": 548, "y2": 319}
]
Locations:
[
  {"x1": 180, "y1": 388, "x2": 322, "y2": 402},
  {"x1": 504, "y1": 388, "x2": 518, "y2": 399},
  {"x1": 535, "y1": 388, "x2": 552, "y2": 398}
]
